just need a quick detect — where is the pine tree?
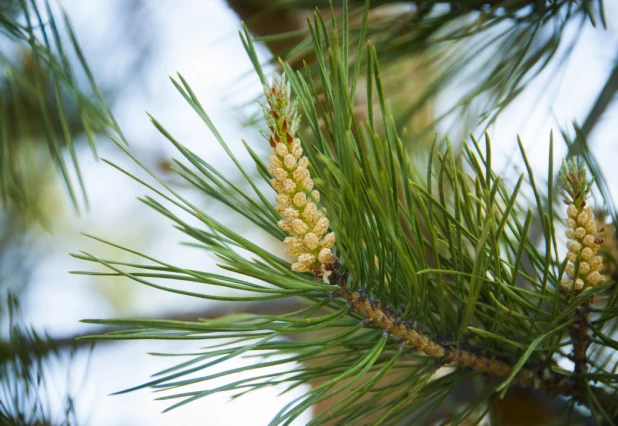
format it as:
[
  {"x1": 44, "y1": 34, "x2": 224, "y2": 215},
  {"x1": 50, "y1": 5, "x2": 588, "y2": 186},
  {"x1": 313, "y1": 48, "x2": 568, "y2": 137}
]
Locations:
[
  {"x1": 1, "y1": 0, "x2": 617, "y2": 424},
  {"x1": 75, "y1": 3, "x2": 618, "y2": 424}
]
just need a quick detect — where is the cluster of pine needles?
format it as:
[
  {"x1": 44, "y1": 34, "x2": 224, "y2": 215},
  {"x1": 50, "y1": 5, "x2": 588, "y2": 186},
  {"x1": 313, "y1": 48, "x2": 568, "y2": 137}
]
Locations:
[{"x1": 73, "y1": 5, "x2": 618, "y2": 425}]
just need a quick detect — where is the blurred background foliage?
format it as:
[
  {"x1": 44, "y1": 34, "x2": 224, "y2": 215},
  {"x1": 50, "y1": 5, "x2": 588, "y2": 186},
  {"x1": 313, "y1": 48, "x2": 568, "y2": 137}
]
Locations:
[
  {"x1": 233, "y1": 0, "x2": 609, "y2": 143},
  {"x1": 0, "y1": 0, "x2": 154, "y2": 423},
  {"x1": 0, "y1": 0, "x2": 616, "y2": 424}
]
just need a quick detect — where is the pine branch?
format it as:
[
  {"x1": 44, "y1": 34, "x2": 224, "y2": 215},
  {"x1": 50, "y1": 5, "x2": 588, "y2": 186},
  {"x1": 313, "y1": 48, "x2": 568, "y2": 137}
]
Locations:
[
  {"x1": 579, "y1": 51, "x2": 618, "y2": 141},
  {"x1": 416, "y1": 0, "x2": 544, "y2": 11},
  {"x1": 0, "y1": 294, "x2": 82, "y2": 425},
  {"x1": 327, "y1": 263, "x2": 616, "y2": 415},
  {"x1": 235, "y1": 0, "x2": 604, "y2": 133},
  {"x1": 74, "y1": 5, "x2": 618, "y2": 423},
  {"x1": 0, "y1": 0, "x2": 129, "y2": 220},
  {"x1": 1, "y1": 298, "x2": 305, "y2": 354},
  {"x1": 239, "y1": 0, "x2": 567, "y2": 13},
  {"x1": 568, "y1": 300, "x2": 591, "y2": 380}
]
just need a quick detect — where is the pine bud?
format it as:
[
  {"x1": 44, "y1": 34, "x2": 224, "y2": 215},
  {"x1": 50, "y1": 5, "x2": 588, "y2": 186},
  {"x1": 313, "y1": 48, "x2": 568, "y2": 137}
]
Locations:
[
  {"x1": 264, "y1": 75, "x2": 337, "y2": 281},
  {"x1": 559, "y1": 159, "x2": 605, "y2": 292}
]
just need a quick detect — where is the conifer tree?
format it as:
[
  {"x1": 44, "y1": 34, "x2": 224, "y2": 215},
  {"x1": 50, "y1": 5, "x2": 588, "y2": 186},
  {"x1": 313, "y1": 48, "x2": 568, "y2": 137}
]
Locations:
[
  {"x1": 76, "y1": 3, "x2": 618, "y2": 424},
  {"x1": 1, "y1": 0, "x2": 617, "y2": 424}
]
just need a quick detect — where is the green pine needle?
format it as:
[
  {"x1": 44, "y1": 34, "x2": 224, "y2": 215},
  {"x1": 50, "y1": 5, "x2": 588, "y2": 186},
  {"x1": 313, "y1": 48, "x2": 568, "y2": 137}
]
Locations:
[{"x1": 75, "y1": 3, "x2": 617, "y2": 424}]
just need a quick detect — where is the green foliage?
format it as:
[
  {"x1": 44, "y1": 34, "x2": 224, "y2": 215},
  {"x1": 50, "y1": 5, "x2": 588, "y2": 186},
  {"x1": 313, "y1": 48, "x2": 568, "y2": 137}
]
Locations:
[
  {"x1": 74, "y1": 7, "x2": 618, "y2": 425},
  {"x1": 0, "y1": 294, "x2": 83, "y2": 425},
  {"x1": 247, "y1": 0, "x2": 605, "y2": 132},
  {"x1": 0, "y1": 0, "x2": 121, "y2": 219}
]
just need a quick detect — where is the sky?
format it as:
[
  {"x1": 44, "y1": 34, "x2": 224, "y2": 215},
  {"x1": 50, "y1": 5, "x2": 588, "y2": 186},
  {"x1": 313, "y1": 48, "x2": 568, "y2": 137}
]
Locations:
[{"x1": 16, "y1": 0, "x2": 618, "y2": 425}]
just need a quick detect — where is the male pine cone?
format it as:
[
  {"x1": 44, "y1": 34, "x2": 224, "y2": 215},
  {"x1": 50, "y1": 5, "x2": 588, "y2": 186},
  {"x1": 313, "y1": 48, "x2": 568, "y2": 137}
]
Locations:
[
  {"x1": 262, "y1": 75, "x2": 336, "y2": 278},
  {"x1": 559, "y1": 159, "x2": 605, "y2": 292}
]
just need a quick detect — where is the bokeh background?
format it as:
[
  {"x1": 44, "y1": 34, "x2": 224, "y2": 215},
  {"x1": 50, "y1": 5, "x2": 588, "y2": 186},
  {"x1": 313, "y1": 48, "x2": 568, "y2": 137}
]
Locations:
[{"x1": 2, "y1": 0, "x2": 618, "y2": 424}]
